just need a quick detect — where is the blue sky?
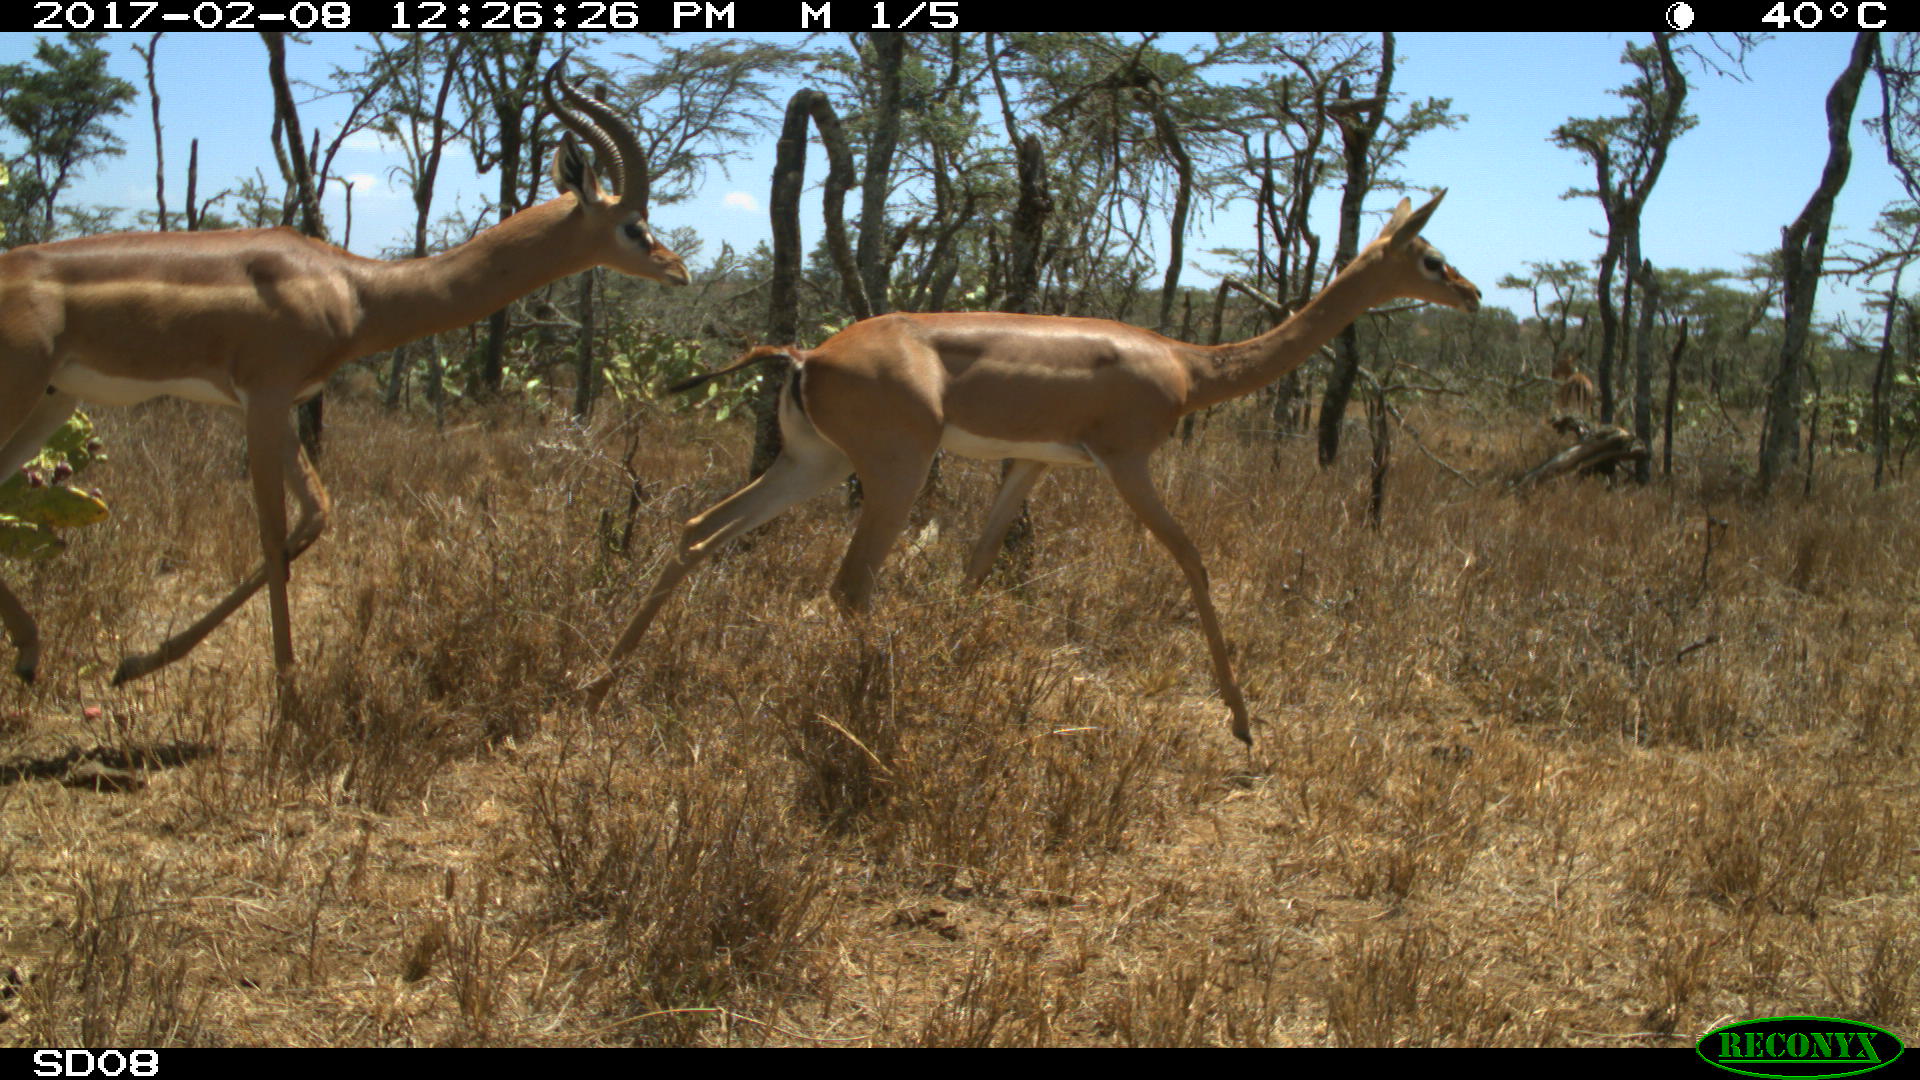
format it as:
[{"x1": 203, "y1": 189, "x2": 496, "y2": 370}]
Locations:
[{"x1": 0, "y1": 32, "x2": 1907, "y2": 328}]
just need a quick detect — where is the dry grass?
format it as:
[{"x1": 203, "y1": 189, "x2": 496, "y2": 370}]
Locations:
[{"x1": 0, "y1": 391, "x2": 1914, "y2": 1046}]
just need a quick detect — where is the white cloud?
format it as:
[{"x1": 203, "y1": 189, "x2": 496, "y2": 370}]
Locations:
[
  {"x1": 339, "y1": 173, "x2": 390, "y2": 198},
  {"x1": 723, "y1": 191, "x2": 759, "y2": 213}
]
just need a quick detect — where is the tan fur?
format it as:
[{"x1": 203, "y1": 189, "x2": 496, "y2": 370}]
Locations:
[
  {"x1": 589, "y1": 192, "x2": 1481, "y2": 745},
  {"x1": 0, "y1": 68, "x2": 688, "y2": 687},
  {"x1": 1551, "y1": 352, "x2": 1596, "y2": 416}
]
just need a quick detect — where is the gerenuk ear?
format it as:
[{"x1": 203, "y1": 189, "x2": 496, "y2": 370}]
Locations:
[
  {"x1": 551, "y1": 133, "x2": 603, "y2": 204},
  {"x1": 1378, "y1": 189, "x2": 1446, "y2": 248}
]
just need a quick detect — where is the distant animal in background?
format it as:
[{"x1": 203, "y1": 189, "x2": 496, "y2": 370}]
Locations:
[{"x1": 1552, "y1": 351, "x2": 1596, "y2": 416}]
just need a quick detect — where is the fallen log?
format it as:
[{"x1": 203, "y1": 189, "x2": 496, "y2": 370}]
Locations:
[{"x1": 1512, "y1": 418, "x2": 1649, "y2": 491}]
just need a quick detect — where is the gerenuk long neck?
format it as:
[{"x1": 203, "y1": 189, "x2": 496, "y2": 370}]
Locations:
[
  {"x1": 1178, "y1": 252, "x2": 1389, "y2": 415},
  {"x1": 348, "y1": 196, "x2": 597, "y2": 356}
]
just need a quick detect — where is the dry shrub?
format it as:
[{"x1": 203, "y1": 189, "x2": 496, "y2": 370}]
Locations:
[
  {"x1": 517, "y1": 746, "x2": 834, "y2": 1046},
  {"x1": 1632, "y1": 661, "x2": 1749, "y2": 748},
  {"x1": 3, "y1": 392, "x2": 1918, "y2": 1047},
  {"x1": 778, "y1": 631, "x2": 904, "y2": 832},
  {"x1": 911, "y1": 950, "x2": 1059, "y2": 1047},
  {"x1": 1634, "y1": 924, "x2": 1717, "y2": 1034},
  {"x1": 265, "y1": 646, "x2": 480, "y2": 812},
  {"x1": 1833, "y1": 655, "x2": 1918, "y2": 756},
  {"x1": 649, "y1": 571, "x2": 1216, "y2": 894},
  {"x1": 1096, "y1": 936, "x2": 1303, "y2": 1047},
  {"x1": 18, "y1": 862, "x2": 213, "y2": 1047},
  {"x1": 256, "y1": 424, "x2": 601, "y2": 807},
  {"x1": 437, "y1": 873, "x2": 519, "y2": 1045},
  {"x1": 1324, "y1": 925, "x2": 1513, "y2": 1047},
  {"x1": 1848, "y1": 922, "x2": 1918, "y2": 1026},
  {"x1": 1687, "y1": 775, "x2": 1902, "y2": 915},
  {"x1": 797, "y1": 619, "x2": 1201, "y2": 893}
]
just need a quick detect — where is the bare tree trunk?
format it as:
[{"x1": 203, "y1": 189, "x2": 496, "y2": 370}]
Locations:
[
  {"x1": 339, "y1": 177, "x2": 353, "y2": 249},
  {"x1": 1760, "y1": 32, "x2": 1876, "y2": 493},
  {"x1": 987, "y1": 34, "x2": 1053, "y2": 317},
  {"x1": 1871, "y1": 282, "x2": 1908, "y2": 489},
  {"x1": 1593, "y1": 230, "x2": 1622, "y2": 423},
  {"x1": 262, "y1": 32, "x2": 321, "y2": 237},
  {"x1": 1316, "y1": 35, "x2": 1394, "y2": 467},
  {"x1": 479, "y1": 295, "x2": 510, "y2": 399},
  {"x1": 1151, "y1": 98, "x2": 1193, "y2": 333},
  {"x1": 1663, "y1": 318, "x2": 1688, "y2": 478},
  {"x1": 856, "y1": 33, "x2": 905, "y2": 315},
  {"x1": 990, "y1": 31, "x2": 1052, "y2": 317},
  {"x1": 384, "y1": 343, "x2": 409, "y2": 410},
  {"x1": 754, "y1": 88, "x2": 869, "y2": 476},
  {"x1": 806, "y1": 95, "x2": 869, "y2": 320},
  {"x1": 467, "y1": 35, "x2": 546, "y2": 397},
  {"x1": 1366, "y1": 380, "x2": 1389, "y2": 528},
  {"x1": 1632, "y1": 257, "x2": 1658, "y2": 483},
  {"x1": 185, "y1": 137, "x2": 203, "y2": 230},
  {"x1": 1006, "y1": 135, "x2": 1051, "y2": 314},
  {"x1": 1804, "y1": 364, "x2": 1822, "y2": 497},
  {"x1": 134, "y1": 34, "x2": 166, "y2": 229},
  {"x1": 764, "y1": 98, "x2": 808, "y2": 336},
  {"x1": 263, "y1": 31, "x2": 326, "y2": 458}
]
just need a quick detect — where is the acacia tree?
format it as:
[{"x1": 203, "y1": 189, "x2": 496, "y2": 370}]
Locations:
[
  {"x1": 986, "y1": 34, "x2": 1244, "y2": 323},
  {"x1": 361, "y1": 33, "x2": 468, "y2": 411},
  {"x1": 845, "y1": 31, "x2": 998, "y2": 318},
  {"x1": 904, "y1": 33, "x2": 995, "y2": 314},
  {"x1": 1760, "y1": 32, "x2": 1879, "y2": 492},
  {"x1": 1500, "y1": 261, "x2": 1594, "y2": 372},
  {"x1": 456, "y1": 32, "x2": 554, "y2": 395},
  {"x1": 1214, "y1": 36, "x2": 1367, "y2": 437},
  {"x1": 606, "y1": 36, "x2": 799, "y2": 212},
  {"x1": 1863, "y1": 35, "x2": 1920, "y2": 486},
  {"x1": 575, "y1": 36, "x2": 796, "y2": 418},
  {"x1": 1315, "y1": 33, "x2": 1396, "y2": 467},
  {"x1": 261, "y1": 31, "x2": 398, "y2": 452},
  {"x1": 1858, "y1": 209, "x2": 1917, "y2": 487},
  {"x1": 0, "y1": 33, "x2": 135, "y2": 244},
  {"x1": 1308, "y1": 34, "x2": 1465, "y2": 466},
  {"x1": 1239, "y1": 34, "x2": 1372, "y2": 314},
  {"x1": 1872, "y1": 33, "x2": 1920, "y2": 199},
  {"x1": 1551, "y1": 34, "x2": 1695, "y2": 468}
]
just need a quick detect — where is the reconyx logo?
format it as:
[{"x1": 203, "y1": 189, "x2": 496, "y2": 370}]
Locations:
[{"x1": 1698, "y1": 1017, "x2": 1905, "y2": 1079}]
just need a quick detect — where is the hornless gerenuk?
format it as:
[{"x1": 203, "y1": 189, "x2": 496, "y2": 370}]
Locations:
[{"x1": 588, "y1": 191, "x2": 1480, "y2": 744}]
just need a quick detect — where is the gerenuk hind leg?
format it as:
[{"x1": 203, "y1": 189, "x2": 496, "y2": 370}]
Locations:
[{"x1": 584, "y1": 408, "x2": 852, "y2": 714}]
